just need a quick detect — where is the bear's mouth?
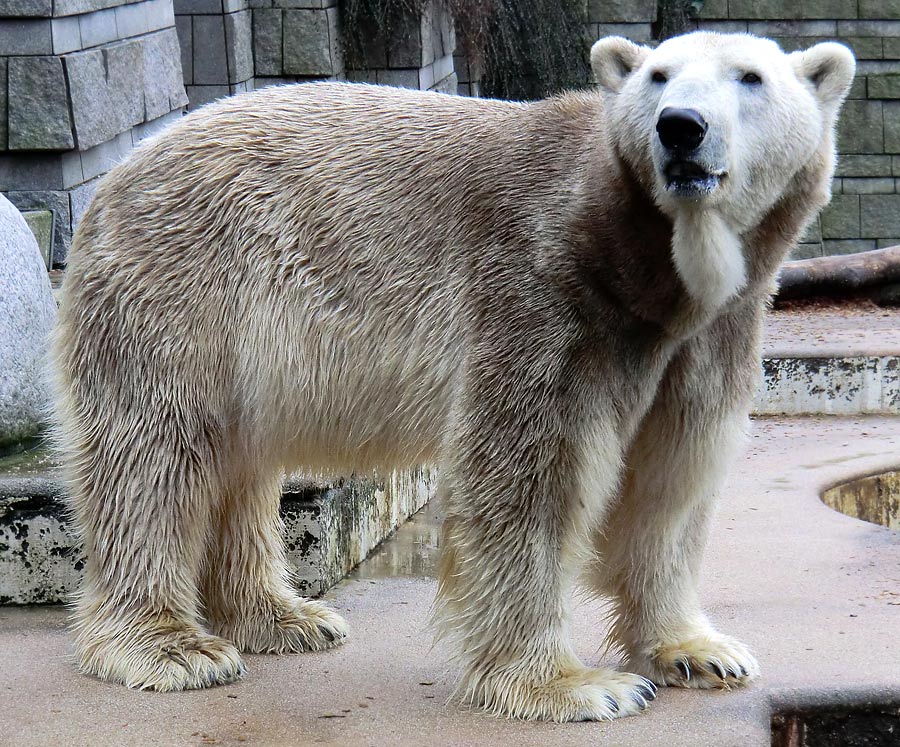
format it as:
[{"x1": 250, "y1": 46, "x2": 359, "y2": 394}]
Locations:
[{"x1": 663, "y1": 160, "x2": 725, "y2": 196}]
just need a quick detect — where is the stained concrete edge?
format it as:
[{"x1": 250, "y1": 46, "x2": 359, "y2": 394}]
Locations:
[{"x1": 0, "y1": 453, "x2": 434, "y2": 604}]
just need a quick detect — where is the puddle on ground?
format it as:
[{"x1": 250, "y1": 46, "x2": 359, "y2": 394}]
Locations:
[
  {"x1": 351, "y1": 500, "x2": 443, "y2": 580},
  {"x1": 0, "y1": 443, "x2": 57, "y2": 480},
  {"x1": 822, "y1": 470, "x2": 900, "y2": 530}
]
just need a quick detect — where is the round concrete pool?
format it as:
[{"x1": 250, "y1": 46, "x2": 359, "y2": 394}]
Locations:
[{"x1": 822, "y1": 470, "x2": 900, "y2": 530}]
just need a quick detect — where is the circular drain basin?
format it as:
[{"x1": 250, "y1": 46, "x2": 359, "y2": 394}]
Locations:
[{"x1": 822, "y1": 470, "x2": 900, "y2": 530}]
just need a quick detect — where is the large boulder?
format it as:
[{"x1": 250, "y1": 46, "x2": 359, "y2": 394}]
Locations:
[{"x1": 0, "y1": 195, "x2": 57, "y2": 448}]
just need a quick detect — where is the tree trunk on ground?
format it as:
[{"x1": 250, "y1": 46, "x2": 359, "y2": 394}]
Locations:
[{"x1": 776, "y1": 245, "x2": 900, "y2": 301}]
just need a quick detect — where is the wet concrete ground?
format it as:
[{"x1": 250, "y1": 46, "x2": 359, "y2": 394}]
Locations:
[{"x1": 2, "y1": 415, "x2": 899, "y2": 747}]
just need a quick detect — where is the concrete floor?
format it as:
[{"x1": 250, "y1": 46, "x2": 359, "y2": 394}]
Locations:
[
  {"x1": 764, "y1": 302, "x2": 900, "y2": 357},
  {"x1": 1, "y1": 415, "x2": 899, "y2": 747}
]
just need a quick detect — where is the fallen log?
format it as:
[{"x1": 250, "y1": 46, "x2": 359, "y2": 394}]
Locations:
[{"x1": 777, "y1": 244, "x2": 900, "y2": 300}]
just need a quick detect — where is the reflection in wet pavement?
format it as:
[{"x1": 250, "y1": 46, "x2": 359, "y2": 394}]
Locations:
[
  {"x1": 0, "y1": 442, "x2": 57, "y2": 479},
  {"x1": 351, "y1": 499, "x2": 444, "y2": 580}
]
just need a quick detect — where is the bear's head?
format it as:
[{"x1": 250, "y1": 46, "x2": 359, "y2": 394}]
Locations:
[
  {"x1": 590, "y1": 31, "x2": 854, "y2": 233},
  {"x1": 590, "y1": 32, "x2": 854, "y2": 312}
]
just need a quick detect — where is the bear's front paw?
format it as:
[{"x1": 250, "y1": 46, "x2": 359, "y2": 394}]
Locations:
[
  {"x1": 464, "y1": 665, "x2": 657, "y2": 722},
  {"x1": 76, "y1": 623, "x2": 245, "y2": 691},
  {"x1": 631, "y1": 633, "x2": 760, "y2": 689}
]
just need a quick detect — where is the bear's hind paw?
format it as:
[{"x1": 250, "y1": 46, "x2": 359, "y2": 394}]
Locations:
[
  {"x1": 217, "y1": 598, "x2": 349, "y2": 654},
  {"x1": 269, "y1": 599, "x2": 349, "y2": 653},
  {"x1": 76, "y1": 626, "x2": 245, "y2": 692}
]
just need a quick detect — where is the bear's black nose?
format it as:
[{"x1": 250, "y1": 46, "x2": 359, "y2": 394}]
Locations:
[{"x1": 656, "y1": 107, "x2": 708, "y2": 151}]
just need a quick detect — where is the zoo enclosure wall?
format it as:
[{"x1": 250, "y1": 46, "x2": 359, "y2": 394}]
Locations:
[{"x1": 0, "y1": 0, "x2": 899, "y2": 266}]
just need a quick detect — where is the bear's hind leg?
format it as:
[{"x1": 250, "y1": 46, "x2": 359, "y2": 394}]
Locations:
[
  {"x1": 202, "y1": 467, "x2": 348, "y2": 653},
  {"x1": 68, "y1": 421, "x2": 245, "y2": 691}
]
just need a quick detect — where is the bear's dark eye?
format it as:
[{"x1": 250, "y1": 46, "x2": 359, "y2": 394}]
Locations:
[
  {"x1": 651, "y1": 71, "x2": 667, "y2": 84},
  {"x1": 741, "y1": 72, "x2": 762, "y2": 85}
]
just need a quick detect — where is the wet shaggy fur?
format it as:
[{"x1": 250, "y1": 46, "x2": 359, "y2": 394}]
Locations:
[{"x1": 53, "y1": 33, "x2": 854, "y2": 721}]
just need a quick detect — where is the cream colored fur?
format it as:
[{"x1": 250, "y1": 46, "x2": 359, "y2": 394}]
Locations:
[
  {"x1": 671, "y1": 208, "x2": 747, "y2": 311},
  {"x1": 52, "y1": 32, "x2": 853, "y2": 721}
]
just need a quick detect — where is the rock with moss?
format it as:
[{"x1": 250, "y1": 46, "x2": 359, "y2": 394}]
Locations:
[{"x1": 0, "y1": 195, "x2": 57, "y2": 448}]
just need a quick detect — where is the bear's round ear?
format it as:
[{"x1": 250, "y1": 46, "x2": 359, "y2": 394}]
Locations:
[
  {"x1": 591, "y1": 36, "x2": 651, "y2": 93},
  {"x1": 791, "y1": 42, "x2": 856, "y2": 111}
]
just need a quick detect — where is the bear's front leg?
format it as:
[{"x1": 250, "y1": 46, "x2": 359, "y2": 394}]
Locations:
[
  {"x1": 589, "y1": 303, "x2": 763, "y2": 690},
  {"x1": 436, "y1": 360, "x2": 655, "y2": 721}
]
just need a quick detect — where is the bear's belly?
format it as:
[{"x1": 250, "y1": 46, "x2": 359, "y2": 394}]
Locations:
[{"x1": 234, "y1": 287, "x2": 465, "y2": 473}]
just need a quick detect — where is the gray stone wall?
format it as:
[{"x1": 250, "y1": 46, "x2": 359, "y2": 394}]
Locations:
[
  {"x1": 0, "y1": 0, "x2": 188, "y2": 265},
  {"x1": 0, "y1": 0, "x2": 459, "y2": 264},
  {"x1": 587, "y1": 0, "x2": 900, "y2": 258},
  {"x1": 343, "y1": 0, "x2": 457, "y2": 92},
  {"x1": 175, "y1": 0, "x2": 457, "y2": 110},
  {"x1": 586, "y1": 0, "x2": 657, "y2": 45},
  {"x1": 174, "y1": 0, "x2": 256, "y2": 108},
  {"x1": 454, "y1": 51, "x2": 479, "y2": 96},
  {"x1": 251, "y1": 0, "x2": 344, "y2": 87}
]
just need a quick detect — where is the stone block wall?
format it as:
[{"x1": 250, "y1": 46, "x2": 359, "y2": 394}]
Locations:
[
  {"x1": 454, "y1": 52, "x2": 479, "y2": 96},
  {"x1": 0, "y1": 0, "x2": 188, "y2": 265},
  {"x1": 587, "y1": 0, "x2": 900, "y2": 258},
  {"x1": 175, "y1": 0, "x2": 457, "y2": 110},
  {"x1": 586, "y1": 0, "x2": 657, "y2": 45},
  {"x1": 1, "y1": 0, "x2": 460, "y2": 262},
  {"x1": 344, "y1": 0, "x2": 457, "y2": 93},
  {"x1": 251, "y1": 0, "x2": 344, "y2": 87},
  {"x1": 174, "y1": 0, "x2": 256, "y2": 108}
]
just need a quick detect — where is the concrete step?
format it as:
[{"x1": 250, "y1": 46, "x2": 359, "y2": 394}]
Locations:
[
  {"x1": 0, "y1": 444, "x2": 433, "y2": 604},
  {"x1": 756, "y1": 303, "x2": 900, "y2": 415}
]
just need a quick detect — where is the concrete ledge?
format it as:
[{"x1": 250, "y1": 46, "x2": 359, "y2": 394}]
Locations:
[
  {"x1": 755, "y1": 355, "x2": 900, "y2": 415},
  {"x1": 283, "y1": 469, "x2": 433, "y2": 597},
  {"x1": 0, "y1": 446, "x2": 433, "y2": 604},
  {"x1": 754, "y1": 305, "x2": 900, "y2": 415}
]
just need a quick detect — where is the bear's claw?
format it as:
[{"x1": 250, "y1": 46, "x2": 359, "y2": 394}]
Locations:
[{"x1": 631, "y1": 633, "x2": 760, "y2": 690}]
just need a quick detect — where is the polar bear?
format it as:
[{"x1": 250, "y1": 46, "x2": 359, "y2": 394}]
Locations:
[{"x1": 52, "y1": 32, "x2": 854, "y2": 721}]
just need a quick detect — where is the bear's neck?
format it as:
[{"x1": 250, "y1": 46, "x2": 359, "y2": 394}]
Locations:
[
  {"x1": 565, "y1": 157, "x2": 726, "y2": 340},
  {"x1": 568, "y1": 151, "x2": 814, "y2": 342},
  {"x1": 670, "y1": 206, "x2": 748, "y2": 312}
]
